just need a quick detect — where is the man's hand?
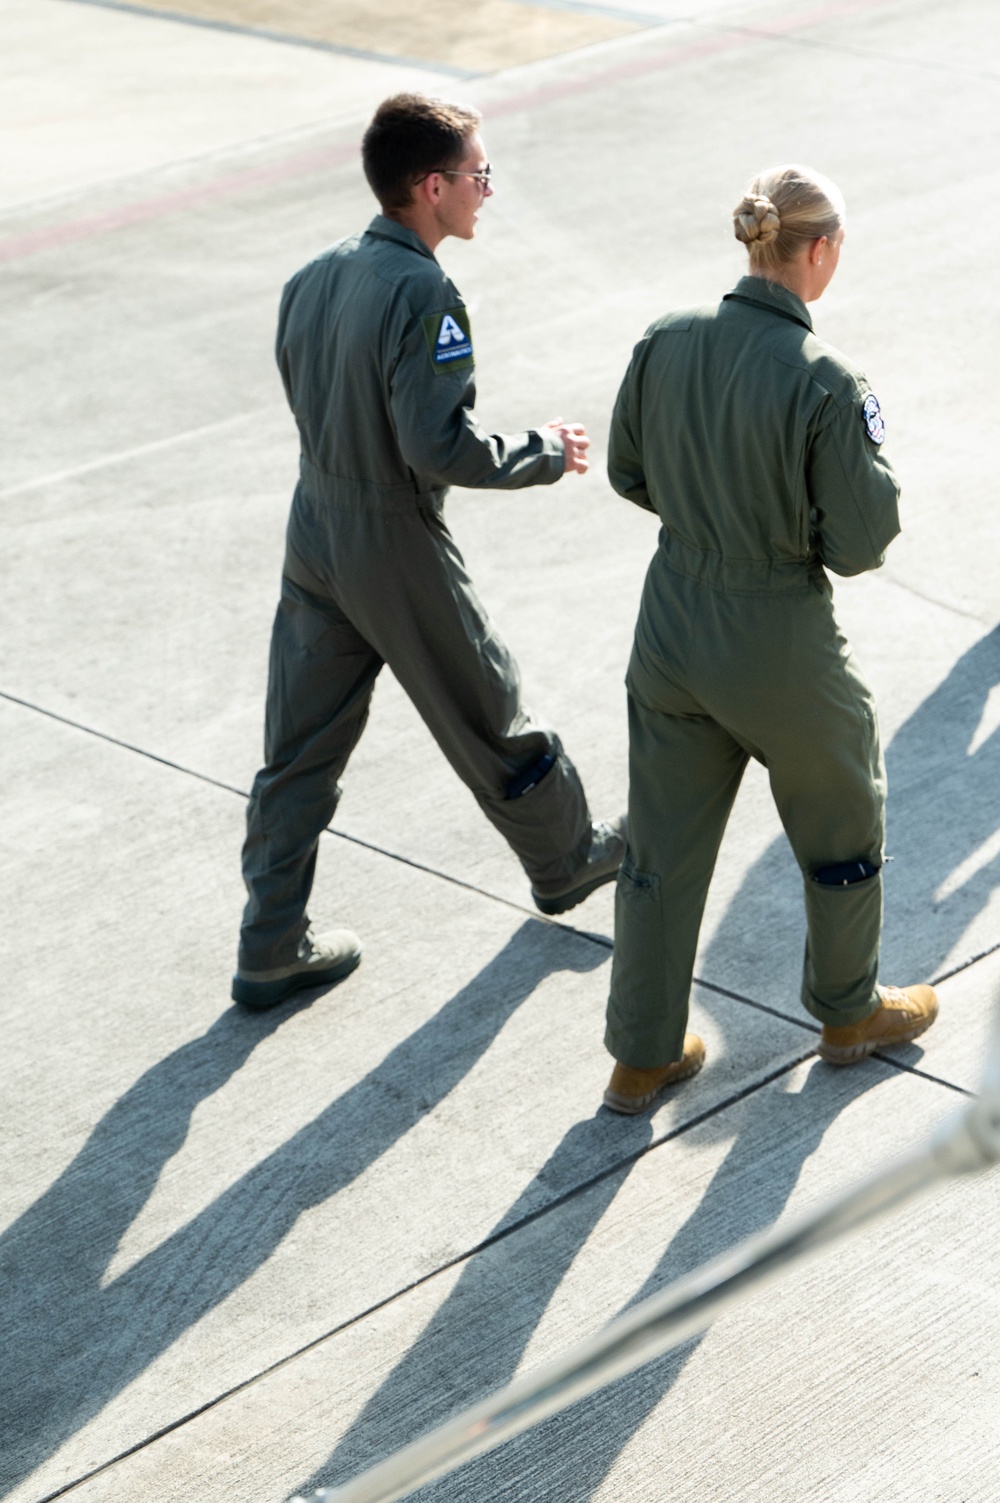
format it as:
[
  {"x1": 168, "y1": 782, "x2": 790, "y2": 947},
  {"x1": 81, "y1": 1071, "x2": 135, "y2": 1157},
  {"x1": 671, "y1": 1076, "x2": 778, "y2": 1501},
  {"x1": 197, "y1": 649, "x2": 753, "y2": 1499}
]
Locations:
[{"x1": 543, "y1": 417, "x2": 590, "y2": 476}]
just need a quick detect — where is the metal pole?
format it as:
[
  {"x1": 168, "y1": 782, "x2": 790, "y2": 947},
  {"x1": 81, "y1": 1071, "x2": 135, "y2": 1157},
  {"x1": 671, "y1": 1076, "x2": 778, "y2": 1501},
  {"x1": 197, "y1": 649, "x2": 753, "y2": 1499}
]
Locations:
[{"x1": 295, "y1": 1025, "x2": 1000, "y2": 1503}]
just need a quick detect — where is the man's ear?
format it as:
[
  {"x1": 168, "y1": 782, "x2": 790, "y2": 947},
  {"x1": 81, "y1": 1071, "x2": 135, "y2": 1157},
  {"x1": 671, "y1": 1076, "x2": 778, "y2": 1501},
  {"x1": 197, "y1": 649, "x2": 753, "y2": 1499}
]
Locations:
[{"x1": 414, "y1": 172, "x2": 443, "y2": 209}]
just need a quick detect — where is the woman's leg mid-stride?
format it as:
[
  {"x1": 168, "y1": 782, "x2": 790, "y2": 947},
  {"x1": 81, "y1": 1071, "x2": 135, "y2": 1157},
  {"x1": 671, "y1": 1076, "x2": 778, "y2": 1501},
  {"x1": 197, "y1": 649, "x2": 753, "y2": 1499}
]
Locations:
[
  {"x1": 763, "y1": 669, "x2": 938, "y2": 1059},
  {"x1": 763, "y1": 661, "x2": 886, "y2": 1029},
  {"x1": 606, "y1": 690, "x2": 747, "y2": 1070}
]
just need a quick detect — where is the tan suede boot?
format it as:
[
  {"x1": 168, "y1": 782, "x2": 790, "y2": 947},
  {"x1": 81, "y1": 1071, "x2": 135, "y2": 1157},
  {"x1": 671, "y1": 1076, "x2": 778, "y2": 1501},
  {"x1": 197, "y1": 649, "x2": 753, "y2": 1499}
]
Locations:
[
  {"x1": 818, "y1": 984, "x2": 939, "y2": 1065},
  {"x1": 233, "y1": 928, "x2": 362, "y2": 1010},
  {"x1": 603, "y1": 1034, "x2": 706, "y2": 1114}
]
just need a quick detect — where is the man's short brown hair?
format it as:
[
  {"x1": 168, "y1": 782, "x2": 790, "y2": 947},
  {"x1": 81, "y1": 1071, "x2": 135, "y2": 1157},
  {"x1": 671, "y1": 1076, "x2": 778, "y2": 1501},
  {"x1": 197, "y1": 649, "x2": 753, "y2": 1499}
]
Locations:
[{"x1": 362, "y1": 94, "x2": 481, "y2": 213}]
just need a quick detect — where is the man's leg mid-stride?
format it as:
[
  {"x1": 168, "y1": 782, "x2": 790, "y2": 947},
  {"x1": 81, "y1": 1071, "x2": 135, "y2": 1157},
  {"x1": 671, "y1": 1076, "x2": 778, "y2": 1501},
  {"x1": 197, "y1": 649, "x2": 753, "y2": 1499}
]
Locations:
[{"x1": 233, "y1": 579, "x2": 380, "y2": 1009}]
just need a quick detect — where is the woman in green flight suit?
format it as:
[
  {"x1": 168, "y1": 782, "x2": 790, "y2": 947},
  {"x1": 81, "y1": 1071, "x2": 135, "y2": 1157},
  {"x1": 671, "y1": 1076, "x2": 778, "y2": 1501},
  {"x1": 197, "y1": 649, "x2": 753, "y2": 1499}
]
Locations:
[{"x1": 603, "y1": 165, "x2": 938, "y2": 1114}]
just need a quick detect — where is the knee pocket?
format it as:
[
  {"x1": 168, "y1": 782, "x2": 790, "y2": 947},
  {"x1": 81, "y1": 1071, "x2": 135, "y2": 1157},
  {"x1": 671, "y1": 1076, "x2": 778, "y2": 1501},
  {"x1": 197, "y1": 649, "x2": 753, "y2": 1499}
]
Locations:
[
  {"x1": 618, "y1": 861, "x2": 660, "y2": 902},
  {"x1": 811, "y1": 859, "x2": 880, "y2": 887},
  {"x1": 610, "y1": 862, "x2": 665, "y2": 1012}
]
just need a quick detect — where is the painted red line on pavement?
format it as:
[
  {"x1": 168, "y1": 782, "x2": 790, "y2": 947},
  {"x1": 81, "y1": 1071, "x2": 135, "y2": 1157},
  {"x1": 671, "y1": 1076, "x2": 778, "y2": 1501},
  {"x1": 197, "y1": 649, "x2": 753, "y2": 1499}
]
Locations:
[
  {"x1": 0, "y1": 0, "x2": 890, "y2": 266},
  {"x1": 488, "y1": 0, "x2": 886, "y2": 117},
  {"x1": 488, "y1": 26, "x2": 744, "y2": 117},
  {"x1": 0, "y1": 141, "x2": 357, "y2": 264}
]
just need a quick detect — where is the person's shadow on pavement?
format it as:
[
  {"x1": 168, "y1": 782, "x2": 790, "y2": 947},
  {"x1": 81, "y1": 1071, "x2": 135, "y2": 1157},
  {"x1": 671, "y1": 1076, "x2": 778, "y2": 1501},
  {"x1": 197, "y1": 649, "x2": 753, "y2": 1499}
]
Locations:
[
  {"x1": 0, "y1": 920, "x2": 605, "y2": 1498},
  {"x1": 879, "y1": 622, "x2": 1000, "y2": 982},
  {"x1": 290, "y1": 626, "x2": 1000, "y2": 1503},
  {"x1": 485, "y1": 624, "x2": 1000, "y2": 1502},
  {"x1": 698, "y1": 623, "x2": 1000, "y2": 1016},
  {"x1": 293, "y1": 1112, "x2": 656, "y2": 1498},
  {"x1": 295, "y1": 1059, "x2": 886, "y2": 1503}
]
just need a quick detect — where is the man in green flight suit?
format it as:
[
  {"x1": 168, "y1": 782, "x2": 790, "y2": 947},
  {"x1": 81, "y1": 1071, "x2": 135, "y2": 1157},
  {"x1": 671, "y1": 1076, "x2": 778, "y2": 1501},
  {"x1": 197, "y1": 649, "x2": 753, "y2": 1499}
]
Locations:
[{"x1": 233, "y1": 93, "x2": 625, "y2": 1010}]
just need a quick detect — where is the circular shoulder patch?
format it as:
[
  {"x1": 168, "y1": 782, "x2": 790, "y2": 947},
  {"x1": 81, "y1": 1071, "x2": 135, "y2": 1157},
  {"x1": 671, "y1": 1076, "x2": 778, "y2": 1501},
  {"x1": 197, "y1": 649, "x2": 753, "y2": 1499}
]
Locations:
[{"x1": 862, "y1": 391, "x2": 885, "y2": 445}]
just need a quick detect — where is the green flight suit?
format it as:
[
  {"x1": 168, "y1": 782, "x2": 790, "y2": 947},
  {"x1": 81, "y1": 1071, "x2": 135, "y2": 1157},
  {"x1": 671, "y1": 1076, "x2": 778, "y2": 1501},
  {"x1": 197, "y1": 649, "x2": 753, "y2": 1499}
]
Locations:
[
  {"x1": 239, "y1": 216, "x2": 592, "y2": 970},
  {"x1": 605, "y1": 275, "x2": 900, "y2": 1068}
]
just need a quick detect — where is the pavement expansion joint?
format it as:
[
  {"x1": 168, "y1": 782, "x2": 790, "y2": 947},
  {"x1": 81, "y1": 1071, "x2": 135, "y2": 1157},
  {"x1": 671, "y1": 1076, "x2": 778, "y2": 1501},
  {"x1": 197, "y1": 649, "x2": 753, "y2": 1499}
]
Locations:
[
  {"x1": 16, "y1": 1011, "x2": 977, "y2": 1503},
  {"x1": 0, "y1": 684, "x2": 604, "y2": 939},
  {"x1": 879, "y1": 568, "x2": 994, "y2": 627},
  {"x1": 693, "y1": 976, "x2": 822, "y2": 1035},
  {"x1": 27, "y1": 1047, "x2": 821, "y2": 1503},
  {"x1": 0, "y1": 410, "x2": 271, "y2": 500},
  {"x1": 0, "y1": 683, "x2": 604, "y2": 943},
  {"x1": 5, "y1": 1, "x2": 998, "y2": 1494},
  {"x1": 3, "y1": 670, "x2": 989, "y2": 1494},
  {"x1": 0, "y1": 688, "x2": 248, "y2": 799},
  {"x1": 931, "y1": 938, "x2": 1000, "y2": 986},
  {"x1": 868, "y1": 1055, "x2": 974, "y2": 1098},
  {"x1": 4, "y1": 683, "x2": 998, "y2": 1068}
]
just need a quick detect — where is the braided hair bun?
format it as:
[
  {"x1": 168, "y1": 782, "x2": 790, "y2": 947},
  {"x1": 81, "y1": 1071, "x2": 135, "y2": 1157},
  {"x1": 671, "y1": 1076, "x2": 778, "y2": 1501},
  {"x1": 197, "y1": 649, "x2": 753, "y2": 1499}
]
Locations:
[
  {"x1": 731, "y1": 166, "x2": 844, "y2": 272},
  {"x1": 733, "y1": 194, "x2": 781, "y2": 246}
]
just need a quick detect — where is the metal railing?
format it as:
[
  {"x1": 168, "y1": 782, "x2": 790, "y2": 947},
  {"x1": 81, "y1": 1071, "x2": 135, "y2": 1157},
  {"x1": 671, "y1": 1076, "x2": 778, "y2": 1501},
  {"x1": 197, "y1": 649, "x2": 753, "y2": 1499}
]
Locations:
[{"x1": 293, "y1": 1010, "x2": 1000, "y2": 1503}]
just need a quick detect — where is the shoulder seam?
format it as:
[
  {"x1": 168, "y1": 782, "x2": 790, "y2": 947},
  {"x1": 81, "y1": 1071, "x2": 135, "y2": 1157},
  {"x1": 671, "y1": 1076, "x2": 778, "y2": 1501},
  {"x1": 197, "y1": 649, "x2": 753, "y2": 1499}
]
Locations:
[
  {"x1": 769, "y1": 350, "x2": 858, "y2": 408},
  {"x1": 366, "y1": 245, "x2": 462, "y2": 312}
]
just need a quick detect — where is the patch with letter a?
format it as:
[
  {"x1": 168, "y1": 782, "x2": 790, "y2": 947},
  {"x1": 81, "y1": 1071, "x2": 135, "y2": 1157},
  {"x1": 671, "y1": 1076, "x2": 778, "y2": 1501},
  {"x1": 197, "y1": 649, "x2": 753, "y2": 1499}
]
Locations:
[
  {"x1": 422, "y1": 306, "x2": 474, "y2": 374},
  {"x1": 862, "y1": 391, "x2": 885, "y2": 444}
]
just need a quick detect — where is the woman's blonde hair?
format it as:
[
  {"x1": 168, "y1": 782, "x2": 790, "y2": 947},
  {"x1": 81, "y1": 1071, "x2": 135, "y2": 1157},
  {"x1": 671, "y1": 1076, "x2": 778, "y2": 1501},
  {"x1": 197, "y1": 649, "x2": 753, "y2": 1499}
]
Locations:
[{"x1": 733, "y1": 165, "x2": 845, "y2": 274}]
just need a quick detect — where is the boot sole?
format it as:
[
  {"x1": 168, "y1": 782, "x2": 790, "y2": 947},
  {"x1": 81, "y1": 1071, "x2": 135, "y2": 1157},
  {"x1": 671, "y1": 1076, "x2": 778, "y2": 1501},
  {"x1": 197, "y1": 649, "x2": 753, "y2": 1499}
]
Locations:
[
  {"x1": 818, "y1": 1009, "x2": 937, "y2": 1066},
  {"x1": 603, "y1": 1053, "x2": 704, "y2": 1115},
  {"x1": 532, "y1": 864, "x2": 619, "y2": 917},
  {"x1": 232, "y1": 949, "x2": 362, "y2": 1011}
]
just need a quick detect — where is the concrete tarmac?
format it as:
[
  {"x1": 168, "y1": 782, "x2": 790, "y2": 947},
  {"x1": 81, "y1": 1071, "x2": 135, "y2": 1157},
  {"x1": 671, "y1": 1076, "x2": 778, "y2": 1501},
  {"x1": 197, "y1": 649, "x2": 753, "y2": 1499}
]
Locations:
[{"x1": 2, "y1": 0, "x2": 1000, "y2": 1499}]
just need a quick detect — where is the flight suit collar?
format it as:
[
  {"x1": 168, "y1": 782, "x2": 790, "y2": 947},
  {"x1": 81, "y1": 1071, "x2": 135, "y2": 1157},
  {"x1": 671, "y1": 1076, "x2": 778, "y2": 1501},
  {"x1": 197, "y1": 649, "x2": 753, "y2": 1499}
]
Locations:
[
  {"x1": 365, "y1": 214, "x2": 439, "y2": 263},
  {"x1": 723, "y1": 275, "x2": 813, "y2": 332}
]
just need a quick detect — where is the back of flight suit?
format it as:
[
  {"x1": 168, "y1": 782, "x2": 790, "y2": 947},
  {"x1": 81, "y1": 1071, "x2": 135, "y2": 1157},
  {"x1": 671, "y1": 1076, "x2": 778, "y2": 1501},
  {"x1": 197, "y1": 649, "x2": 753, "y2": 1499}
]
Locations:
[
  {"x1": 605, "y1": 275, "x2": 900, "y2": 1069},
  {"x1": 239, "y1": 216, "x2": 591, "y2": 970}
]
